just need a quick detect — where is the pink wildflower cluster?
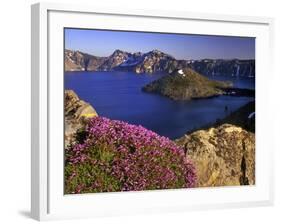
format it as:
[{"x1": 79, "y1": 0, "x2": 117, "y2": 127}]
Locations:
[{"x1": 65, "y1": 117, "x2": 196, "y2": 194}]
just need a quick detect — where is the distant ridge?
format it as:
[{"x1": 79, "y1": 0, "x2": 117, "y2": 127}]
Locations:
[{"x1": 65, "y1": 49, "x2": 255, "y2": 77}]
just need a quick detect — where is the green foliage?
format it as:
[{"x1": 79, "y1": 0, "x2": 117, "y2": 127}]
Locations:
[{"x1": 65, "y1": 143, "x2": 122, "y2": 194}]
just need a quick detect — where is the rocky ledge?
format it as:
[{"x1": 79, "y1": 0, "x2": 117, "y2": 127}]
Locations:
[
  {"x1": 175, "y1": 124, "x2": 255, "y2": 187},
  {"x1": 65, "y1": 90, "x2": 98, "y2": 146},
  {"x1": 142, "y1": 68, "x2": 233, "y2": 100}
]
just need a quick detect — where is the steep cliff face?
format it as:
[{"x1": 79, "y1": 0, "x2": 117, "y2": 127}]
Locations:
[
  {"x1": 65, "y1": 49, "x2": 255, "y2": 77},
  {"x1": 65, "y1": 90, "x2": 98, "y2": 146},
  {"x1": 175, "y1": 124, "x2": 255, "y2": 187},
  {"x1": 64, "y1": 50, "x2": 106, "y2": 71},
  {"x1": 65, "y1": 50, "x2": 85, "y2": 71},
  {"x1": 116, "y1": 49, "x2": 178, "y2": 74},
  {"x1": 98, "y1": 50, "x2": 131, "y2": 71},
  {"x1": 182, "y1": 59, "x2": 255, "y2": 77},
  {"x1": 142, "y1": 68, "x2": 232, "y2": 100},
  {"x1": 136, "y1": 50, "x2": 177, "y2": 74}
]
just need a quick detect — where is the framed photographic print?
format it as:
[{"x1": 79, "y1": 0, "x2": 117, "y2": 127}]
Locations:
[{"x1": 31, "y1": 2, "x2": 274, "y2": 221}]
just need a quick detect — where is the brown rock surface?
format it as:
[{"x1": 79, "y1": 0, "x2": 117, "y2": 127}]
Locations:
[
  {"x1": 65, "y1": 49, "x2": 106, "y2": 71},
  {"x1": 65, "y1": 90, "x2": 98, "y2": 146},
  {"x1": 175, "y1": 124, "x2": 255, "y2": 187}
]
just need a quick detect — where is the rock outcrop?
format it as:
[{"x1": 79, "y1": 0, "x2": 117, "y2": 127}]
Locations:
[
  {"x1": 65, "y1": 49, "x2": 255, "y2": 77},
  {"x1": 142, "y1": 68, "x2": 232, "y2": 100},
  {"x1": 98, "y1": 49, "x2": 131, "y2": 71},
  {"x1": 65, "y1": 90, "x2": 98, "y2": 146},
  {"x1": 65, "y1": 49, "x2": 106, "y2": 71},
  {"x1": 181, "y1": 59, "x2": 255, "y2": 78},
  {"x1": 116, "y1": 49, "x2": 178, "y2": 74},
  {"x1": 175, "y1": 124, "x2": 255, "y2": 187}
]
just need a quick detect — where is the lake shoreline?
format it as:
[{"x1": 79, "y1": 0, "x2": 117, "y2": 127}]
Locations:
[
  {"x1": 64, "y1": 89, "x2": 255, "y2": 189},
  {"x1": 65, "y1": 71, "x2": 255, "y2": 139}
]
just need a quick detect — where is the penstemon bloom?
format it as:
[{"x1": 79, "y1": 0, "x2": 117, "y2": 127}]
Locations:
[{"x1": 65, "y1": 117, "x2": 196, "y2": 194}]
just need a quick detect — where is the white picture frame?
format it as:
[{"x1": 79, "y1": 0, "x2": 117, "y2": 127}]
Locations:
[{"x1": 31, "y1": 2, "x2": 274, "y2": 221}]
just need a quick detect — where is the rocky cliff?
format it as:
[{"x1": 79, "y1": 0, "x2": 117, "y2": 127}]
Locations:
[
  {"x1": 175, "y1": 124, "x2": 255, "y2": 187},
  {"x1": 142, "y1": 68, "x2": 233, "y2": 100},
  {"x1": 65, "y1": 49, "x2": 106, "y2": 71},
  {"x1": 179, "y1": 59, "x2": 255, "y2": 77},
  {"x1": 115, "y1": 49, "x2": 178, "y2": 74},
  {"x1": 65, "y1": 49, "x2": 255, "y2": 77},
  {"x1": 98, "y1": 49, "x2": 131, "y2": 71},
  {"x1": 65, "y1": 90, "x2": 98, "y2": 146}
]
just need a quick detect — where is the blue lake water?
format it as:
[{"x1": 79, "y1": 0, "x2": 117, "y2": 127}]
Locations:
[{"x1": 65, "y1": 71, "x2": 255, "y2": 139}]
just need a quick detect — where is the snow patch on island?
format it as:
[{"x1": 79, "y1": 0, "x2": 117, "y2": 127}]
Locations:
[
  {"x1": 178, "y1": 69, "x2": 184, "y2": 75},
  {"x1": 178, "y1": 69, "x2": 185, "y2": 77}
]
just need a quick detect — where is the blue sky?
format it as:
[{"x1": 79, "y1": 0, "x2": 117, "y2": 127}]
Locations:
[{"x1": 65, "y1": 28, "x2": 255, "y2": 60}]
